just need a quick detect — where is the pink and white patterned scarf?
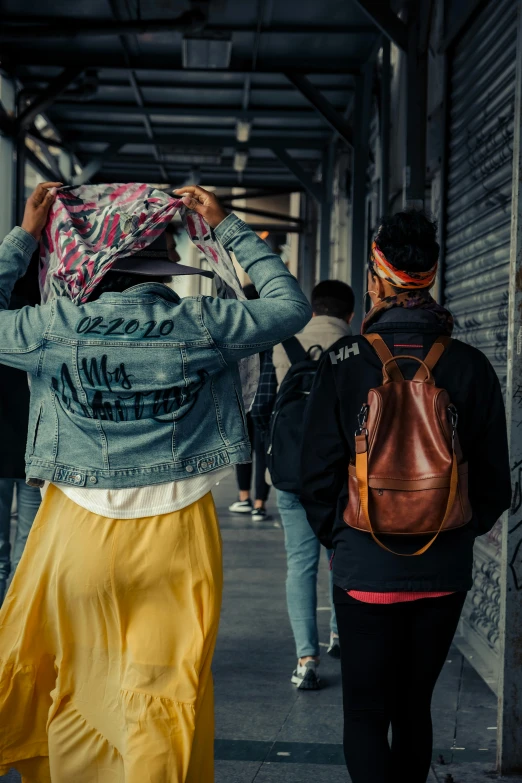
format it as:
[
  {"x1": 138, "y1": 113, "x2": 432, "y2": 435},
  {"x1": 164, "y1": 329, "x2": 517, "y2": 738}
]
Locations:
[{"x1": 39, "y1": 182, "x2": 259, "y2": 406}]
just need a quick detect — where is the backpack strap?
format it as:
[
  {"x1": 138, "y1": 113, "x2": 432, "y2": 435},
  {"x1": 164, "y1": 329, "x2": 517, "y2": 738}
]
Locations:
[
  {"x1": 364, "y1": 333, "x2": 403, "y2": 382},
  {"x1": 282, "y1": 336, "x2": 308, "y2": 366},
  {"x1": 412, "y1": 336, "x2": 451, "y2": 381}
]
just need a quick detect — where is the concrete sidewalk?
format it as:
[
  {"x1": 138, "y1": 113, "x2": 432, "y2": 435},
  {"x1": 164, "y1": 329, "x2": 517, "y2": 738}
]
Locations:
[{"x1": 1, "y1": 473, "x2": 522, "y2": 782}]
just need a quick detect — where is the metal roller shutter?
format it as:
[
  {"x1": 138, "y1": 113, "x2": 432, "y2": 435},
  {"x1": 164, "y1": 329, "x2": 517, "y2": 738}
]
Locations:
[{"x1": 444, "y1": 0, "x2": 517, "y2": 690}]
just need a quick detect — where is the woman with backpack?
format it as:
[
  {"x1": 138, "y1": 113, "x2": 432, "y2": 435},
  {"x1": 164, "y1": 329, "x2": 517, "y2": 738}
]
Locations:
[{"x1": 300, "y1": 211, "x2": 511, "y2": 783}]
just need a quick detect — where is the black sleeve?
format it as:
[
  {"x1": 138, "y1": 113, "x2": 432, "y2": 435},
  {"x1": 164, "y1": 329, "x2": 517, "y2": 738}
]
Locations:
[
  {"x1": 467, "y1": 356, "x2": 512, "y2": 535},
  {"x1": 300, "y1": 354, "x2": 349, "y2": 548}
]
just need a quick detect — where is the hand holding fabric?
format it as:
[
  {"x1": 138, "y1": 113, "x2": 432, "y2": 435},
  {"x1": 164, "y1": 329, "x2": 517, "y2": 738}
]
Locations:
[
  {"x1": 21, "y1": 181, "x2": 62, "y2": 240},
  {"x1": 174, "y1": 185, "x2": 228, "y2": 229}
]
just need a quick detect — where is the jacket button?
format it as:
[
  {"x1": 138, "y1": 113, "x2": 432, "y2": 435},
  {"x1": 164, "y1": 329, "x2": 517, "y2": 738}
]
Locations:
[
  {"x1": 200, "y1": 461, "x2": 207, "y2": 469},
  {"x1": 186, "y1": 465, "x2": 194, "y2": 473},
  {"x1": 89, "y1": 476, "x2": 97, "y2": 484}
]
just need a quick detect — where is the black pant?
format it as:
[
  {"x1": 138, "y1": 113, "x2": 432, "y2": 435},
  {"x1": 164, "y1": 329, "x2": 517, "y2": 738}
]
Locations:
[
  {"x1": 334, "y1": 587, "x2": 466, "y2": 783},
  {"x1": 236, "y1": 414, "x2": 270, "y2": 502}
]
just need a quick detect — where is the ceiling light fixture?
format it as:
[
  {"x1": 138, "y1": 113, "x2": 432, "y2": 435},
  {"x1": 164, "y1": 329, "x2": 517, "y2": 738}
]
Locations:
[
  {"x1": 182, "y1": 33, "x2": 232, "y2": 69},
  {"x1": 233, "y1": 151, "x2": 248, "y2": 173},
  {"x1": 235, "y1": 120, "x2": 251, "y2": 143}
]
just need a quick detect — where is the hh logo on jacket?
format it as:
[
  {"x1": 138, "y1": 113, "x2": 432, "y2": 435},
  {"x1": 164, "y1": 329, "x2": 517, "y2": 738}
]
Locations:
[{"x1": 329, "y1": 343, "x2": 360, "y2": 364}]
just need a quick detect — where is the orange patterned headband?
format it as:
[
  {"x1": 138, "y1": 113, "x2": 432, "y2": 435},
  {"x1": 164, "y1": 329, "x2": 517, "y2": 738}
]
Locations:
[{"x1": 370, "y1": 241, "x2": 437, "y2": 289}]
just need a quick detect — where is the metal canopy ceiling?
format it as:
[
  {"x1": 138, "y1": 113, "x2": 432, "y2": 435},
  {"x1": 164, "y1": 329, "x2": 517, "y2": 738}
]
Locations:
[{"x1": 0, "y1": 0, "x2": 381, "y2": 190}]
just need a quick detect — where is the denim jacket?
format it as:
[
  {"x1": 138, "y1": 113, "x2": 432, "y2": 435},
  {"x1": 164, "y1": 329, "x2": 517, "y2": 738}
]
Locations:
[{"x1": 0, "y1": 215, "x2": 312, "y2": 489}]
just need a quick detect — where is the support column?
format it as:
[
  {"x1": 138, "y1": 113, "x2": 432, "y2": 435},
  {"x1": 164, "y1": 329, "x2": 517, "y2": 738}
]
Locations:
[
  {"x1": 404, "y1": 2, "x2": 428, "y2": 209},
  {"x1": 15, "y1": 135, "x2": 26, "y2": 226},
  {"x1": 319, "y1": 144, "x2": 335, "y2": 281},
  {"x1": 380, "y1": 38, "x2": 391, "y2": 216},
  {"x1": 497, "y1": 1, "x2": 522, "y2": 774},
  {"x1": 350, "y1": 63, "x2": 373, "y2": 331},
  {"x1": 0, "y1": 76, "x2": 15, "y2": 237}
]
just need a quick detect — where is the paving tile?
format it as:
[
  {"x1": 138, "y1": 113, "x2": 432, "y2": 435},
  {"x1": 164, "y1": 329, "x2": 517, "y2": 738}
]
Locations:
[
  {"x1": 215, "y1": 700, "x2": 294, "y2": 742},
  {"x1": 254, "y1": 762, "x2": 351, "y2": 782},
  {"x1": 431, "y1": 761, "x2": 522, "y2": 782},
  {"x1": 215, "y1": 760, "x2": 261, "y2": 783}
]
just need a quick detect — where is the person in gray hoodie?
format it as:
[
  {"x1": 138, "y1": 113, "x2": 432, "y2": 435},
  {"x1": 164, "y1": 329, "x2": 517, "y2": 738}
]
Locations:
[{"x1": 272, "y1": 280, "x2": 355, "y2": 690}]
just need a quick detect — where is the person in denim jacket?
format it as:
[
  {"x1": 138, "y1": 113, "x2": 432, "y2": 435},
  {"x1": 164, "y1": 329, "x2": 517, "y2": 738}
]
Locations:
[{"x1": 0, "y1": 182, "x2": 311, "y2": 783}]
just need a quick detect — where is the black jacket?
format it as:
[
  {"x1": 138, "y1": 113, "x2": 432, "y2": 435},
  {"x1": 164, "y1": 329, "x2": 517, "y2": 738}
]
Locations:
[
  {"x1": 300, "y1": 307, "x2": 512, "y2": 593},
  {"x1": 0, "y1": 283, "x2": 37, "y2": 479}
]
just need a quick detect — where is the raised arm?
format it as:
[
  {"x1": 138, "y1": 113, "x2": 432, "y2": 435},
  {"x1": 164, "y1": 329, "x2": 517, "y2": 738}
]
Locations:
[
  {"x1": 176, "y1": 186, "x2": 312, "y2": 361},
  {"x1": 0, "y1": 182, "x2": 59, "y2": 373}
]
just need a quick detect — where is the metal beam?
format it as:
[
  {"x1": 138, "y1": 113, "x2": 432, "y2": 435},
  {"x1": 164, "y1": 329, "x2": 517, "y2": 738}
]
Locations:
[
  {"x1": 351, "y1": 0, "x2": 408, "y2": 51},
  {"x1": 438, "y1": 0, "x2": 488, "y2": 52},
  {"x1": 0, "y1": 101, "x2": 14, "y2": 136},
  {"x1": 71, "y1": 143, "x2": 122, "y2": 186},
  {"x1": 219, "y1": 188, "x2": 304, "y2": 200},
  {"x1": 221, "y1": 203, "x2": 303, "y2": 224},
  {"x1": 53, "y1": 76, "x2": 353, "y2": 92},
  {"x1": 0, "y1": 50, "x2": 361, "y2": 75},
  {"x1": 15, "y1": 67, "x2": 83, "y2": 134},
  {"x1": 66, "y1": 131, "x2": 327, "y2": 150},
  {"x1": 27, "y1": 128, "x2": 68, "y2": 150},
  {"x1": 319, "y1": 143, "x2": 335, "y2": 280},
  {"x1": 24, "y1": 146, "x2": 59, "y2": 183},
  {"x1": 271, "y1": 146, "x2": 323, "y2": 202},
  {"x1": 0, "y1": 17, "x2": 376, "y2": 38},
  {"x1": 350, "y1": 63, "x2": 373, "y2": 331},
  {"x1": 52, "y1": 102, "x2": 339, "y2": 121},
  {"x1": 284, "y1": 72, "x2": 353, "y2": 148},
  {"x1": 232, "y1": 223, "x2": 302, "y2": 233},
  {"x1": 92, "y1": 171, "x2": 306, "y2": 188},
  {"x1": 497, "y1": 3, "x2": 522, "y2": 772}
]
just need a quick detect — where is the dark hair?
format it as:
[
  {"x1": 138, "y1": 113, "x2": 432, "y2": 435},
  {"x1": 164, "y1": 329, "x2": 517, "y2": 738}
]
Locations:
[
  {"x1": 311, "y1": 280, "x2": 355, "y2": 319},
  {"x1": 374, "y1": 210, "x2": 439, "y2": 275},
  {"x1": 88, "y1": 271, "x2": 171, "y2": 301},
  {"x1": 242, "y1": 283, "x2": 259, "y2": 300}
]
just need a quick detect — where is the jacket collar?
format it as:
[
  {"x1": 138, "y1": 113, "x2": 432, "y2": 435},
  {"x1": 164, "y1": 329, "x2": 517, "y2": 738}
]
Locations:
[
  {"x1": 366, "y1": 306, "x2": 448, "y2": 334},
  {"x1": 98, "y1": 282, "x2": 181, "y2": 304},
  {"x1": 305, "y1": 314, "x2": 352, "y2": 335}
]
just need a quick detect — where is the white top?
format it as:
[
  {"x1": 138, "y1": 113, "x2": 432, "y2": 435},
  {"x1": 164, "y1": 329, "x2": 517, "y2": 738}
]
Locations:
[{"x1": 44, "y1": 467, "x2": 233, "y2": 519}]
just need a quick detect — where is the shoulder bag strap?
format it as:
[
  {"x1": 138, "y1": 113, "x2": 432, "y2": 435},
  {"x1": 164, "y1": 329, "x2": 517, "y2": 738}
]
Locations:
[
  {"x1": 412, "y1": 336, "x2": 451, "y2": 381},
  {"x1": 282, "y1": 336, "x2": 308, "y2": 365},
  {"x1": 364, "y1": 333, "x2": 404, "y2": 382}
]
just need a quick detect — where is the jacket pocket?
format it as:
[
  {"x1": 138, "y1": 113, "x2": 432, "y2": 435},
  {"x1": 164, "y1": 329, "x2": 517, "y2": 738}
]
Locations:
[
  {"x1": 234, "y1": 387, "x2": 248, "y2": 437},
  {"x1": 30, "y1": 405, "x2": 43, "y2": 456}
]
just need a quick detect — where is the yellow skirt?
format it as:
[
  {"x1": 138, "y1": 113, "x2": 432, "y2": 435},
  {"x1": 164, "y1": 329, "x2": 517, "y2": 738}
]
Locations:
[{"x1": 0, "y1": 484, "x2": 223, "y2": 783}]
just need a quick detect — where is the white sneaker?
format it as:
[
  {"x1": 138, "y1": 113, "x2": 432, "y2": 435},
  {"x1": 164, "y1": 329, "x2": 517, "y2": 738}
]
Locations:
[
  {"x1": 228, "y1": 499, "x2": 253, "y2": 514},
  {"x1": 327, "y1": 633, "x2": 341, "y2": 659},
  {"x1": 291, "y1": 660, "x2": 321, "y2": 690},
  {"x1": 251, "y1": 507, "x2": 270, "y2": 522}
]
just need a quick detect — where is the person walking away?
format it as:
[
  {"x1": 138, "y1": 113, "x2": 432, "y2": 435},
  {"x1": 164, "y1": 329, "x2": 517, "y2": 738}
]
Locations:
[
  {"x1": 0, "y1": 274, "x2": 42, "y2": 604},
  {"x1": 229, "y1": 284, "x2": 271, "y2": 522},
  {"x1": 300, "y1": 210, "x2": 511, "y2": 783},
  {"x1": 271, "y1": 281, "x2": 355, "y2": 689},
  {"x1": 0, "y1": 182, "x2": 311, "y2": 783}
]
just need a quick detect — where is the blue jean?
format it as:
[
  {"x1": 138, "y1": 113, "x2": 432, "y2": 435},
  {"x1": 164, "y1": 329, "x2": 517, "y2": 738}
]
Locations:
[
  {"x1": 0, "y1": 479, "x2": 41, "y2": 603},
  {"x1": 276, "y1": 488, "x2": 338, "y2": 658}
]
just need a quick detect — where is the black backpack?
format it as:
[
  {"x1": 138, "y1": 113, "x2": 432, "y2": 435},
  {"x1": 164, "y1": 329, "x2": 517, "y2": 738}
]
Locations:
[{"x1": 266, "y1": 337, "x2": 324, "y2": 493}]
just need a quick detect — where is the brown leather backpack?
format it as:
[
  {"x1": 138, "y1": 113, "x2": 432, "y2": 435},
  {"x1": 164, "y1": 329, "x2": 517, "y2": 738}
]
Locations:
[{"x1": 343, "y1": 334, "x2": 472, "y2": 556}]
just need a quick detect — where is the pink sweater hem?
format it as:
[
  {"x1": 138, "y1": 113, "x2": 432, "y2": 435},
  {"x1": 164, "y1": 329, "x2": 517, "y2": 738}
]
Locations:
[{"x1": 347, "y1": 591, "x2": 454, "y2": 604}]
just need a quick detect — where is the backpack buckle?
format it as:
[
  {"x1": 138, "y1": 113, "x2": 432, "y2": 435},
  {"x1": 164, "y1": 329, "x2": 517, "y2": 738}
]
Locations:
[
  {"x1": 356, "y1": 404, "x2": 369, "y2": 436},
  {"x1": 448, "y1": 404, "x2": 458, "y2": 449}
]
